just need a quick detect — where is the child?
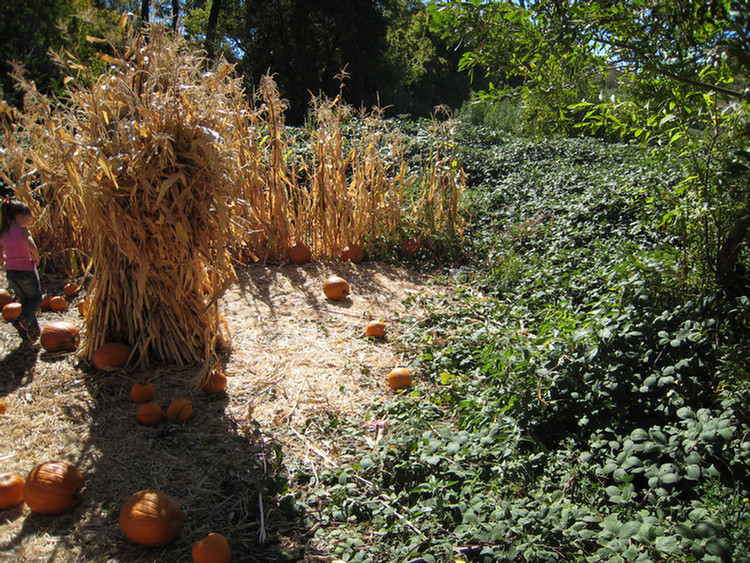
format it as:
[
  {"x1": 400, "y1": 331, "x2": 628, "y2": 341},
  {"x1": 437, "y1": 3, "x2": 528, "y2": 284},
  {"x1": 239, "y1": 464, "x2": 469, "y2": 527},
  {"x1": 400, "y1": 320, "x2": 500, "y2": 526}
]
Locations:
[{"x1": 0, "y1": 198, "x2": 42, "y2": 341}]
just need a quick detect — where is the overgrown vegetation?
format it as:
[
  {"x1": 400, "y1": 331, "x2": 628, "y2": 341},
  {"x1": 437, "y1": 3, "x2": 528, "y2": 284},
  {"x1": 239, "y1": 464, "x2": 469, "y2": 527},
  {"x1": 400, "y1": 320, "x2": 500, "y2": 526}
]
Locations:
[{"x1": 296, "y1": 125, "x2": 750, "y2": 562}]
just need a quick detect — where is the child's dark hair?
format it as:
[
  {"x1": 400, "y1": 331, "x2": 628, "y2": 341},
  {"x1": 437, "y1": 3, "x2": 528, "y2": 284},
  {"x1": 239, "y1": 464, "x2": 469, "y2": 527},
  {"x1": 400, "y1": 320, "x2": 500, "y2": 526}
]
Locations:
[{"x1": 0, "y1": 199, "x2": 32, "y2": 236}]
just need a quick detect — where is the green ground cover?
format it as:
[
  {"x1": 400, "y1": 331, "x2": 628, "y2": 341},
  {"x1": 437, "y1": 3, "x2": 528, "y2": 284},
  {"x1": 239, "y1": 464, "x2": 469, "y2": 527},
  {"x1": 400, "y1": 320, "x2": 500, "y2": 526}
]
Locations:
[{"x1": 298, "y1": 124, "x2": 750, "y2": 563}]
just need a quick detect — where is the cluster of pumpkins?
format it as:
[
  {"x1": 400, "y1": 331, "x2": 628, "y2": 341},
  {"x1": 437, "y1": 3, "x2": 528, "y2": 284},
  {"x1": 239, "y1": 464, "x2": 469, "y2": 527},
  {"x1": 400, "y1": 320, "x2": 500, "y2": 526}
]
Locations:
[
  {"x1": 0, "y1": 462, "x2": 230, "y2": 562},
  {"x1": 0, "y1": 282, "x2": 83, "y2": 323},
  {"x1": 299, "y1": 243, "x2": 413, "y2": 392},
  {"x1": 0, "y1": 366, "x2": 233, "y2": 562}
]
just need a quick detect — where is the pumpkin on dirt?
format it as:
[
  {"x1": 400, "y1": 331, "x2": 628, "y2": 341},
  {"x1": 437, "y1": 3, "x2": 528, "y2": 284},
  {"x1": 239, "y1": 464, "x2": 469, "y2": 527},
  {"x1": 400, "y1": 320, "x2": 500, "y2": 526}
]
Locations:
[
  {"x1": 2, "y1": 302, "x2": 21, "y2": 322},
  {"x1": 387, "y1": 367, "x2": 413, "y2": 390},
  {"x1": 0, "y1": 472, "x2": 25, "y2": 509},
  {"x1": 0, "y1": 400, "x2": 5, "y2": 415},
  {"x1": 40, "y1": 322, "x2": 80, "y2": 353},
  {"x1": 323, "y1": 276, "x2": 350, "y2": 300},
  {"x1": 39, "y1": 294, "x2": 52, "y2": 311},
  {"x1": 48, "y1": 296, "x2": 67, "y2": 312},
  {"x1": 77, "y1": 299, "x2": 87, "y2": 316},
  {"x1": 0, "y1": 289, "x2": 12, "y2": 309},
  {"x1": 364, "y1": 320, "x2": 386, "y2": 338},
  {"x1": 202, "y1": 368, "x2": 228, "y2": 395},
  {"x1": 131, "y1": 381, "x2": 155, "y2": 403},
  {"x1": 92, "y1": 342, "x2": 132, "y2": 370},
  {"x1": 136, "y1": 402, "x2": 163, "y2": 425},
  {"x1": 341, "y1": 243, "x2": 364, "y2": 264},
  {"x1": 24, "y1": 461, "x2": 85, "y2": 515},
  {"x1": 166, "y1": 399, "x2": 194, "y2": 423},
  {"x1": 192, "y1": 532, "x2": 231, "y2": 563},
  {"x1": 287, "y1": 242, "x2": 312, "y2": 265},
  {"x1": 63, "y1": 283, "x2": 79, "y2": 297},
  {"x1": 119, "y1": 489, "x2": 183, "y2": 546}
]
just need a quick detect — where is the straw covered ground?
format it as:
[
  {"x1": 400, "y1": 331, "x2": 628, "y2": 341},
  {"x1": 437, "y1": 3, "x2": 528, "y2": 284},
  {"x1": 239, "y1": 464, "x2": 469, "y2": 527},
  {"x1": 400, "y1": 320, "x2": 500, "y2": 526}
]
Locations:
[{"x1": 0, "y1": 261, "x2": 441, "y2": 562}]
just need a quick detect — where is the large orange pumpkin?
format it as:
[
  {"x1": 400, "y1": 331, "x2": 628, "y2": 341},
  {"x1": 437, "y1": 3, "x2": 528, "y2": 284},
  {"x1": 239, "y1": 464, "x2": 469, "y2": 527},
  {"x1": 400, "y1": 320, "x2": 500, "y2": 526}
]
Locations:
[
  {"x1": 0, "y1": 289, "x2": 12, "y2": 309},
  {"x1": 202, "y1": 369, "x2": 228, "y2": 395},
  {"x1": 323, "y1": 276, "x2": 350, "y2": 300},
  {"x1": 0, "y1": 472, "x2": 25, "y2": 509},
  {"x1": 136, "y1": 402, "x2": 163, "y2": 425},
  {"x1": 287, "y1": 242, "x2": 311, "y2": 265},
  {"x1": 387, "y1": 367, "x2": 413, "y2": 390},
  {"x1": 192, "y1": 532, "x2": 231, "y2": 563},
  {"x1": 131, "y1": 381, "x2": 155, "y2": 403},
  {"x1": 92, "y1": 342, "x2": 132, "y2": 370},
  {"x1": 40, "y1": 322, "x2": 80, "y2": 352},
  {"x1": 24, "y1": 461, "x2": 84, "y2": 514},
  {"x1": 2, "y1": 302, "x2": 21, "y2": 322},
  {"x1": 364, "y1": 320, "x2": 386, "y2": 338},
  {"x1": 167, "y1": 399, "x2": 194, "y2": 423},
  {"x1": 341, "y1": 243, "x2": 364, "y2": 264},
  {"x1": 119, "y1": 489, "x2": 183, "y2": 546},
  {"x1": 48, "y1": 296, "x2": 67, "y2": 312}
]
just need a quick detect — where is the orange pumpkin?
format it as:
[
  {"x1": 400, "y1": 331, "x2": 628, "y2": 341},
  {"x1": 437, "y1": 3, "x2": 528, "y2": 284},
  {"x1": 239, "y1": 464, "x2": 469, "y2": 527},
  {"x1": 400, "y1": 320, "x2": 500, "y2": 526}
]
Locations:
[
  {"x1": 40, "y1": 322, "x2": 80, "y2": 352},
  {"x1": 136, "y1": 402, "x2": 163, "y2": 425},
  {"x1": 341, "y1": 243, "x2": 364, "y2": 263},
  {"x1": 167, "y1": 399, "x2": 194, "y2": 423},
  {"x1": 77, "y1": 299, "x2": 87, "y2": 316},
  {"x1": 39, "y1": 294, "x2": 52, "y2": 311},
  {"x1": 63, "y1": 283, "x2": 79, "y2": 297},
  {"x1": 48, "y1": 296, "x2": 67, "y2": 312},
  {"x1": 287, "y1": 242, "x2": 311, "y2": 265},
  {"x1": 2, "y1": 302, "x2": 21, "y2": 322},
  {"x1": 93, "y1": 342, "x2": 132, "y2": 370},
  {"x1": 387, "y1": 367, "x2": 413, "y2": 390},
  {"x1": 0, "y1": 472, "x2": 24, "y2": 509},
  {"x1": 24, "y1": 461, "x2": 84, "y2": 514},
  {"x1": 364, "y1": 320, "x2": 386, "y2": 338},
  {"x1": 192, "y1": 532, "x2": 231, "y2": 563},
  {"x1": 202, "y1": 369, "x2": 228, "y2": 395},
  {"x1": 0, "y1": 400, "x2": 5, "y2": 415},
  {"x1": 402, "y1": 236, "x2": 422, "y2": 258},
  {"x1": 119, "y1": 489, "x2": 183, "y2": 546},
  {"x1": 0, "y1": 289, "x2": 12, "y2": 309},
  {"x1": 323, "y1": 276, "x2": 350, "y2": 300},
  {"x1": 131, "y1": 381, "x2": 155, "y2": 403}
]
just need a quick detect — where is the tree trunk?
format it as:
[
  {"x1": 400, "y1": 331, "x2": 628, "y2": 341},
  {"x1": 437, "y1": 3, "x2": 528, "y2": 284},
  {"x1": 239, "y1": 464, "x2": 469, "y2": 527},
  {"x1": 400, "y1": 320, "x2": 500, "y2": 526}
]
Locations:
[
  {"x1": 716, "y1": 208, "x2": 750, "y2": 290},
  {"x1": 172, "y1": 0, "x2": 180, "y2": 31},
  {"x1": 141, "y1": 0, "x2": 150, "y2": 23},
  {"x1": 205, "y1": 0, "x2": 223, "y2": 60}
]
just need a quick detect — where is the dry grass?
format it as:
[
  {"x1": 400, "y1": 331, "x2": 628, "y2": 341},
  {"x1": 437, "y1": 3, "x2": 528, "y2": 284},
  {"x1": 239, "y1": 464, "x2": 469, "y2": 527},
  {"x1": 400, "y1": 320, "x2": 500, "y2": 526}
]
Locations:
[{"x1": 0, "y1": 263, "x2": 441, "y2": 562}]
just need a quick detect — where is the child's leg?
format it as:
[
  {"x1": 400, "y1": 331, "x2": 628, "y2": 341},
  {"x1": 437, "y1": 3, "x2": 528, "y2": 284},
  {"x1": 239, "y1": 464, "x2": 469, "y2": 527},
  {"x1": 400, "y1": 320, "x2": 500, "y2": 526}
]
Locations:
[{"x1": 6, "y1": 270, "x2": 42, "y2": 336}]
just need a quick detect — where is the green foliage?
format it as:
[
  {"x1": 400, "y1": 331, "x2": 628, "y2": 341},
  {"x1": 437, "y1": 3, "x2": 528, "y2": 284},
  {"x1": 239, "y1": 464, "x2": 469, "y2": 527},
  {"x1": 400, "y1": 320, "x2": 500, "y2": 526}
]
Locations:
[{"x1": 297, "y1": 124, "x2": 750, "y2": 562}]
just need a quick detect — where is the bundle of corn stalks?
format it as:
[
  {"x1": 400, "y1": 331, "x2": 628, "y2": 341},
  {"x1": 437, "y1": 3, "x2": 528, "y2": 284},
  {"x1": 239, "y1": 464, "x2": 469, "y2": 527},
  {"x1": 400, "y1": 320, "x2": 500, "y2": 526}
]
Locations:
[{"x1": 0, "y1": 20, "x2": 466, "y2": 380}]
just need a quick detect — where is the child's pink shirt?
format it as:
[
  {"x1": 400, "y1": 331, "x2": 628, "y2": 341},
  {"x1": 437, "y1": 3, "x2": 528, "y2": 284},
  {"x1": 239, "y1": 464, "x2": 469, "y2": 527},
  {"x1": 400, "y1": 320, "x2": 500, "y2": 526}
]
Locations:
[{"x1": 1, "y1": 226, "x2": 35, "y2": 271}]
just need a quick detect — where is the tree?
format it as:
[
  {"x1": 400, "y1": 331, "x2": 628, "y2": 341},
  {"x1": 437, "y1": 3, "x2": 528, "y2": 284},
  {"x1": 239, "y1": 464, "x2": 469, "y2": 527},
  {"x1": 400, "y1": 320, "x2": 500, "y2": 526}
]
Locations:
[{"x1": 430, "y1": 0, "x2": 750, "y2": 290}]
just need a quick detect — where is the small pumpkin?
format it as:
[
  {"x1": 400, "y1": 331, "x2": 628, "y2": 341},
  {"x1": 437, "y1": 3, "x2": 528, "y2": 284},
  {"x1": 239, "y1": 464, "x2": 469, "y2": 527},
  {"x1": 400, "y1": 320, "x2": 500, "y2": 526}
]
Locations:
[
  {"x1": 2, "y1": 302, "x2": 21, "y2": 322},
  {"x1": 0, "y1": 472, "x2": 25, "y2": 509},
  {"x1": 48, "y1": 296, "x2": 67, "y2": 312},
  {"x1": 364, "y1": 320, "x2": 386, "y2": 338},
  {"x1": 287, "y1": 242, "x2": 311, "y2": 265},
  {"x1": 402, "y1": 236, "x2": 422, "y2": 258},
  {"x1": 0, "y1": 400, "x2": 6, "y2": 415},
  {"x1": 24, "y1": 461, "x2": 85, "y2": 515},
  {"x1": 131, "y1": 381, "x2": 155, "y2": 403},
  {"x1": 93, "y1": 342, "x2": 132, "y2": 370},
  {"x1": 192, "y1": 532, "x2": 231, "y2": 563},
  {"x1": 166, "y1": 399, "x2": 194, "y2": 423},
  {"x1": 323, "y1": 276, "x2": 350, "y2": 300},
  {"x1": 341, "y1": 243, "x2": 364, "y2": 263},
  {"x1": 40, "y1": 322, "x2": 80, "y2": 352},
  {"x1": 202, "y1": 368, "x2": 228, "y2": 395},
  {"x1": 77, "y1": 299, "x2": 87, "y2": 316},
  {"x1": 0, "y1": 289, "x2": 12, "y2": 309},
  {"x1": 63, "y1": 283, "x2": 79, "y2": 297},
  {"x1": 39, "y1": 294, "x2": 52, "y2": 311},
  {"x1": 136, "y1": 402, "x2": 163, "y2": 425},
  {"x1": 119, "y1": 489, "x2": 183, "y2": 546},
  {"x1": 387, "y1": 367, "x2": 413, "y2": 390}
]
